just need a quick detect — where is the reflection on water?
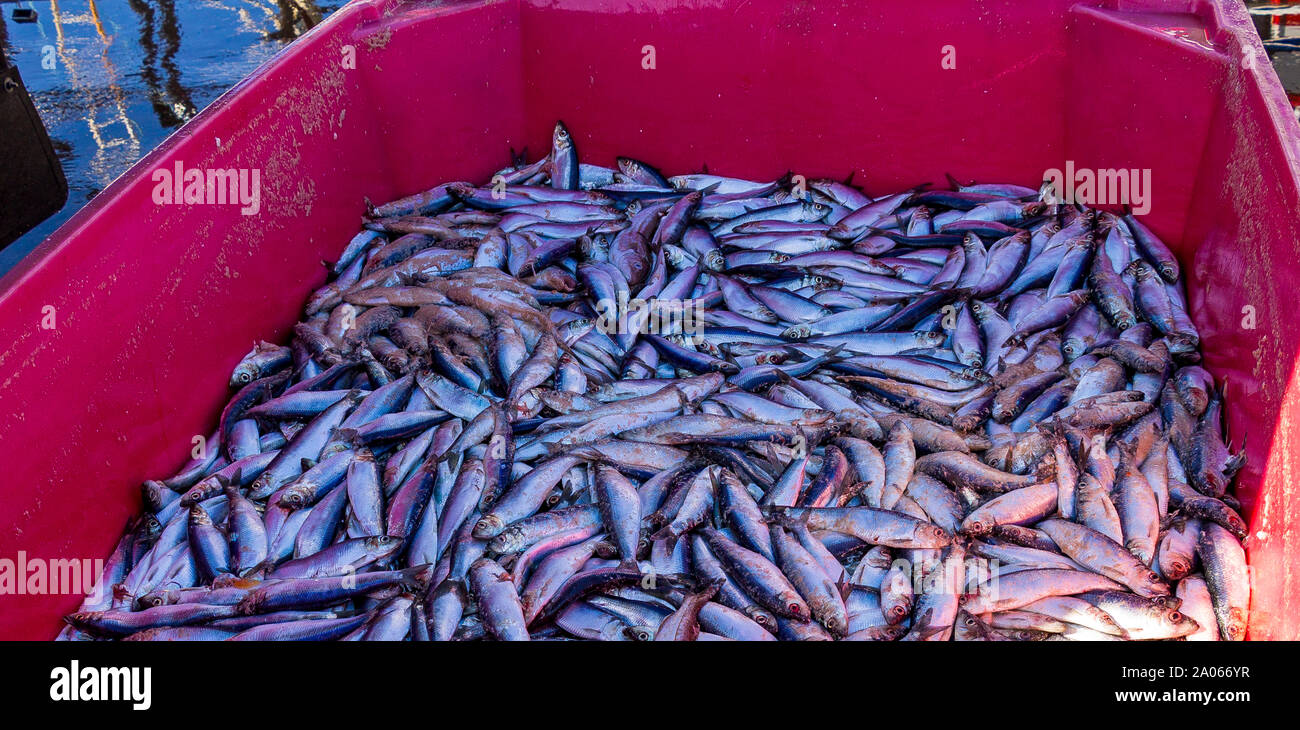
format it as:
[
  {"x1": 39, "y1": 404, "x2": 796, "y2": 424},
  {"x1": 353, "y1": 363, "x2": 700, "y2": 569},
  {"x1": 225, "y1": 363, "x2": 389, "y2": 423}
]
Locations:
[
  {"x1": 128, "y1": 0, "x2": 198, "y2": 128},
  {"x1": 0, "y1": 0, "x2": 336, "y2": 275},
  {"x1": 269, "y1": 0, "x2": 324, "y2": 40}
]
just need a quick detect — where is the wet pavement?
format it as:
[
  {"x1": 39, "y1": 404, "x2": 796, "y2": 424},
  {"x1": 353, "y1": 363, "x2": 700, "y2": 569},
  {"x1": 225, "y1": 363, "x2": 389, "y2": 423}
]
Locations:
[{"x1": 0, "y1": 0, "x2": 338, "y2": 275}]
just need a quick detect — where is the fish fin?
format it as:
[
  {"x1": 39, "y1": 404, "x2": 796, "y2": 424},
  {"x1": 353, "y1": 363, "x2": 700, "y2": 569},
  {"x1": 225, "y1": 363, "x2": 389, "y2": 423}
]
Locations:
[
  {"x1": 243, "y1": 561, "x2": 271, "y2": 581},
  {"x1": 1225, "y1": 446, "x2": 1247, "y2": 478},
  {"x1": 564, "y1": 445, "x2": 606, "y2": 466},
  {"x1": 697, "y1": 578, "x2": 725, "y2": 603},
  {"x1": 902, "y1": 183, "x2": 934, "y2": 203},
  {"x1": 718, "y1": 348, "x2": 740, "y2": 370},
  {"x1": 780, "y1": 345, "x2": 809, "y2": 361},
  {"x1": 649, "y1": 524, "x2": 679, "y2": 544},
  {"x1": 842, "y1": 170, "x2": 856, "y2": 186},
  {"x1": 661, "y1": 572, "x2": 702, "y2": 592},
  {"x1": 756, "y1": 441, "x2": 785, "y2": 475},
  {"x1": 441, "y1": 449, "x2": 465, "y2": 476},
  {"x1": 299, "y1": 458, "x2": 317, "y2": 472},
  {"x1": 837, "y1": 573, "x2": 853, "y2": 602},
  {"x1": 401, "y1": 564, "x2": 435, "y2": 590},
  {"x1": 944, "y1": 172, "x2": 966, "y2": 191},
  {"x1": 1032, "y1": 458, "x2": 1057, "y2": 483},
  {"x1": 672, "y1": 386, "x2": 695, "y2": 416},
  {"x1": 819, "y1": 343, "x2": 847, "y2": 364}
]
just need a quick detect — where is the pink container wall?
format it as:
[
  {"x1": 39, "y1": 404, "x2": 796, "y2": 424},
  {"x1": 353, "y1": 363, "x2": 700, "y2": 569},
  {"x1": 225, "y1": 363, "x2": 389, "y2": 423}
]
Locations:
[{"x1": 0, "y1": 0, "x2": 1296, "y2": 639}]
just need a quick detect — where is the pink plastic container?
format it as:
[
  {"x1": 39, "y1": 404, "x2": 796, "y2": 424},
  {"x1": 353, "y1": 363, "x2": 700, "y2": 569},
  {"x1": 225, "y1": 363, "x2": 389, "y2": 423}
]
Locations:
[{"x1": 1, "y1": 0, "x2": 1297, "y2": 639}]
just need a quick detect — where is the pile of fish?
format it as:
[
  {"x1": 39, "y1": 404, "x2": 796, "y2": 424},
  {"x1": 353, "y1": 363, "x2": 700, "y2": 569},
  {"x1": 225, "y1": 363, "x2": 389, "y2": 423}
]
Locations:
[{"x1": 62, "y1": 122, "x2": 1250, "y2": 641}]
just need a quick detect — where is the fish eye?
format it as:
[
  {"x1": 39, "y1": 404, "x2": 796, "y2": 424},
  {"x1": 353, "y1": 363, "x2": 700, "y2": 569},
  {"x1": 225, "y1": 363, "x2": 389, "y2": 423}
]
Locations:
[{"x1": 1168, "y1": 611, "x2": 1183, "y2": 623}]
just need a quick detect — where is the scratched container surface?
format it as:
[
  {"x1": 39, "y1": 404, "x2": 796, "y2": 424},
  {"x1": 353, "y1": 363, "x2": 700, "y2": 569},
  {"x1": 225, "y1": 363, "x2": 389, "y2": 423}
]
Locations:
[{"x1": 0, "y1": 0, "x2": 1297, "y2": 640}]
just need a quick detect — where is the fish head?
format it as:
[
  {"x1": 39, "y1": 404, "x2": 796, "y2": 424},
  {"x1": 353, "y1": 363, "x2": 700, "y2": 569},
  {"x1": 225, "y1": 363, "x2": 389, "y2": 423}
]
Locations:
[
  {"x1": 955, "y1": 610, "x2": 997, "y2": 640},
  {"x1": 917, "y1": 331, "x2": 947, "y2": 347},
  {"x1": 65, "y1": 612, "x2": 102, "y2": 630},
  {"x1": 552, "y1": 121, "x2": 573, "y2": 151},
  {"x1": 1021, "y1": 202, "x2": 1047, "y2": 218},
  {"x1": 1136, "y1": 568, "x2": 1172, "y2": 597},
  {"x1": 885, "y1": 598, "x2": 912, "y2": 625},
  {"x1": 282, "y1": 490, "x2": 309, "y2": 510},
  {"x1": 366, "y1": 535, "x2": 404, "y2": 552},
  {"x1": 746, "y1": 609, "x2": 778, "y2": 631},
  {"x1": 138, "y1": 591, "x2": 169, "y2": 609},
  {"x1": 802, "y1": 201, "x2": 831, "y2": 217},
  {"x1": 1123, "y1": 259, "x2": 1154, "y2": 281},
  {"x1": 1221, "y1": 607, "x2": 1248, "y2": 641},
  {"x1": 1061, "y1": 337, "x2": 1086, "y2": 360},
  {"x1": 705, "y1": 250, "x2": 726, "y2": 272},
  {"x1": 139, "y1": 515, "x2": 163, "y2": 538},
  {"x1": 229, "y1": 366, "x2": 256, "y2": 388},
  {"x1": 1163, "y1": 607, "x2": 1203, "y2": 638},
  {"x1": 445, "y1": 181, "x2": 475, "y2": 200},
  {"x1": 782, "y1": 593, "x2": 811, "y2": 622},
  {"x1": 816, "y1": 608, "x2": 848, "y2": 637},
  {"x1": 616, "y1": 157, "x2": 642, "y2": 177}
]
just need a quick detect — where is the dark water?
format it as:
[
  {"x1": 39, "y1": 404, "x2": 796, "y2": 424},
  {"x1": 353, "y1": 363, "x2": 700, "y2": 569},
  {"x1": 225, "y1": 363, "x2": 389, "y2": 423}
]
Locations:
[{"x1": 0, "y1": 0, "x2": 339, "y2": 275}]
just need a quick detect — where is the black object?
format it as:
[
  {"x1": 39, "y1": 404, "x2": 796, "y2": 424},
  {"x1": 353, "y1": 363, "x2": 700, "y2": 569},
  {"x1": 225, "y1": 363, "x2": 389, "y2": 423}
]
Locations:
[
  {"x1": 11, "y1": 9, "x2": 38, "y2": 24},
  {"x1": 0, "y1": 53, "x2": 67, "y2": 248}
]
